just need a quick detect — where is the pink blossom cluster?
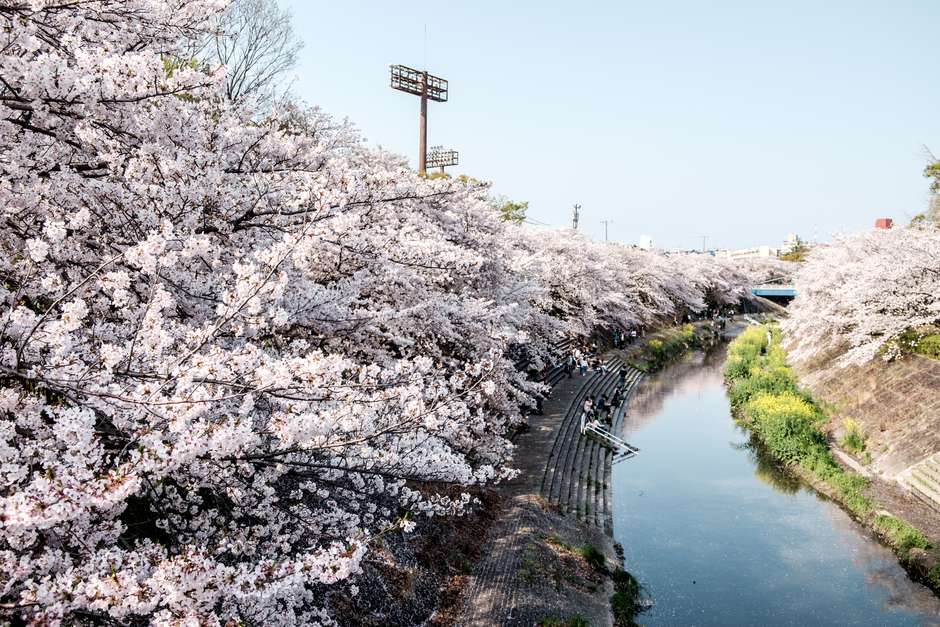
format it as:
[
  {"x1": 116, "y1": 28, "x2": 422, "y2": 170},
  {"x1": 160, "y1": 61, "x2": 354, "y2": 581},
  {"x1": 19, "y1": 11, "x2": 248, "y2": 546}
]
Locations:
[
  {"x1": 0, "y1": 2, "x2": 778, "y2": 623},
  {"x1": 783, "y1": 226, "x2": 940, "y2": 367}
]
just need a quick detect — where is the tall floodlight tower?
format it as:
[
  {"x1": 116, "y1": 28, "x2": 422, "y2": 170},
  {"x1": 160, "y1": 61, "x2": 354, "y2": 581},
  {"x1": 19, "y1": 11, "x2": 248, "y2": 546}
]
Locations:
[
  {"x1": 572, "y1": 204, "x2": 581, "y2": 231},
  {"x1": 426, "y1": 145, "x2": 459, "y2": 174},
  {"x1": 390, "y1": 64, "x2": 449, "y2": 174}
]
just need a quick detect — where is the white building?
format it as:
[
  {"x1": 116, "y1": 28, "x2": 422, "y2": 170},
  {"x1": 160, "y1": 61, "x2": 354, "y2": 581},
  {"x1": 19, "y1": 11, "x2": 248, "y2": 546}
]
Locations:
[
  {"x1": 781, "y1": 233, "x2": 800, "y2": 254},
  {"x1": 638, "y1": 235, "x2": 653, "y2": 250},
  {"x1": 716, "y1": 245, "x2": 779, "y2": 260}
]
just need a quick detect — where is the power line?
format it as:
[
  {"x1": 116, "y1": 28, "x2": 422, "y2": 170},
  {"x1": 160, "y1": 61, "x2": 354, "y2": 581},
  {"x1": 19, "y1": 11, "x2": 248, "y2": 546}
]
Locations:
[{"x1": 523, "y1": 217, "x2": 550, "y2": 226}]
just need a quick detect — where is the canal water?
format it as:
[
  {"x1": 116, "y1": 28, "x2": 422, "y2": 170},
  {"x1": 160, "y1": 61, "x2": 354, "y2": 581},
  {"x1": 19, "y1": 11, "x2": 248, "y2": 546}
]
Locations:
[{"x1": 612, "y1": 346, "x2": 940, "y2": 626}]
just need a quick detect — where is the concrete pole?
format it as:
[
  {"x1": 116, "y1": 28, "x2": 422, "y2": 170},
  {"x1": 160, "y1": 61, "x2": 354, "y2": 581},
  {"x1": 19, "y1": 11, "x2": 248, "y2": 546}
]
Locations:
[{"x1": 419, "y1": 72, "x2": 428, "y2": 175}]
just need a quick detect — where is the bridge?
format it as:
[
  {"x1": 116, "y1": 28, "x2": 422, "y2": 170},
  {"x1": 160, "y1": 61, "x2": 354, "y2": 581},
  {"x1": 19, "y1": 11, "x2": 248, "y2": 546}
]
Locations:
[{"x1": 752, "y1": 276, "x2": 796, "y2": 304}]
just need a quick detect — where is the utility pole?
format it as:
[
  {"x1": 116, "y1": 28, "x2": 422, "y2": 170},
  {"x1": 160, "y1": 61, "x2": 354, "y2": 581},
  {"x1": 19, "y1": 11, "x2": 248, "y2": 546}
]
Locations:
[
  {"x1": 601, "y1": 219, "x2": 613, "y2": 242},
  {"x1": 419, "y1": 75, "x2": 427, "y2": 173},
  {"x1": 390, "y1": 64, "x2": 449, "y2": 175},
  {"x1": 701, "y1": 235, "x2": 708, "y2": 252},
  {"x1": 572, "y1": 204, "x2": 581, "y2": 231}
]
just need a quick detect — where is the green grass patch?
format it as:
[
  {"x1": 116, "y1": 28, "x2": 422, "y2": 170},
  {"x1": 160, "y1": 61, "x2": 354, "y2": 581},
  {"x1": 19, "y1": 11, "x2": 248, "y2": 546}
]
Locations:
[
  {"x1": 874, "y1": 514, "x2": 932, "y2": 559},
  {"x1": 545, "y1": 532, "x2": 571, "y2": 551},
  {"x1": 840, "y1": 418, "x2": 867, "y2": 454},
  {"x1": 891, "y1": 326, "x2": 940, "y2": 361}
]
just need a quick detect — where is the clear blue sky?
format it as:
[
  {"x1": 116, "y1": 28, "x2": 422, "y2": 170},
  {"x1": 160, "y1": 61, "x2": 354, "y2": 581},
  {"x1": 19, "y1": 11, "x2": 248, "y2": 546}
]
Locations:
[{"x1": 282, "y1": 0, "x2": 939, "y2": 249}]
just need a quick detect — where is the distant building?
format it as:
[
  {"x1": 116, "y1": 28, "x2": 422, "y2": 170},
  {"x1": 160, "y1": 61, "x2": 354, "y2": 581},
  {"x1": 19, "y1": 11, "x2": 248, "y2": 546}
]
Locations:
[
  {"x1": 782, "y1": 233, "x2": 800, "y2": 254},
  {"x1": 639, "y1": 235, "x2": 653, "y2": 250},
  {"x1": 716, "y1": 245, "x2": 779, "y2": 260},
  {"x1": 875, "y1": 217, "x2": 893, "y2": 230}
]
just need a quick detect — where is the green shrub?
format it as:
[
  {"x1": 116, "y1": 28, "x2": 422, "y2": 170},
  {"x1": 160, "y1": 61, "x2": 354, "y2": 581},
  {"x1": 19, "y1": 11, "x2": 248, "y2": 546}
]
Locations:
[
  {"x1": 723, "y1": 355, "x2": 752, "y2": 381},
  {"x1": 578, "y1": 544, "x2": 606, "y2": 573},
  {"x1": 802, "y1": 444, "x2": 840, "y2": 479},
  {"x1": 647, "y1": 338, "x2": 663, "y2": 356},
  {"x1": 610, "y1": 568, "x2": 647, "y2": 627},
  {"x1": 929, "y1": 564, "x2": 940, "y2": 588},
  {"x1": 746, "y1": 392, "x2": 820, "y2": 425},
  {"x1": 744, "y1": 393, "x2": 827, "y2": 463}
]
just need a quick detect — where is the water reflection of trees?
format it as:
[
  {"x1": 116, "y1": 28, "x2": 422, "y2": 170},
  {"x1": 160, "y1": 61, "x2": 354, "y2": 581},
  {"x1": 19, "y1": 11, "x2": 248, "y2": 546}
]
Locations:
[
  {"x1": 619, "y1": 345, "x2": 727, "y2": 437},
  {"x1": 731, "y1": 433, "x2": 802, "y2": 495}
]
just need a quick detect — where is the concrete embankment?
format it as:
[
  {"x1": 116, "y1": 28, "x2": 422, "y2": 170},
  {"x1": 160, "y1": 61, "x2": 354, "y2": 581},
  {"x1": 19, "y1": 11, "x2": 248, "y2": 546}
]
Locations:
[{"x1": 796, "y1": 352, "x2": 940, "y2": 540}]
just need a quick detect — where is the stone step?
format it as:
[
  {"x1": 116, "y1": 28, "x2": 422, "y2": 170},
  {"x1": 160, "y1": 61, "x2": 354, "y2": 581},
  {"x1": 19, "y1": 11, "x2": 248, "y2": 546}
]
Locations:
[
  {"x1": 541, "y1": 365, "x2": 603, "y2": 497},
  {"x1": 900, "y1": 453, "x2": 940, "y2": 512},
  {"x1": 591, "y1": 434, "x2": 605, "y2": 527},
  {"x1": 564, "y1": 365, "x2": 629, "y2": 520},
  {"x1": 557, "y1": 362, "x2": 623, "y2": 509},
  {"x1": 540, "y1": 362, "x2": 643, "y2": 530},
  {"x1": 542, "y1": 384, "x2": 604, "y2": 498},
  {"x1": 612, "y1": 369, "x2": 644, "y2": 435},
  {"x1": 580, "y1": 438, "x2": 603, "y2": 523},
  {"x1": 542, "y1": 357, "x2": 621, "y2": 503},
  {"x1": 917, "y1": 460, "x2": 940, "y2": 486},
  {"x1": 560, "y1": 365, "x2": 622, "y2": 511},
  {"x1": 908, "y1": 470, "x2": 940, "y2": 510},
  {"x1": 602, "y1": 448, "x2": 613, "y2": 533},
  {"x1": 605, "y1": 369, "x2": 643, "y2": 534},
  {"x1": 547, "y1": 365, "x2": 611, "y2": 501}
]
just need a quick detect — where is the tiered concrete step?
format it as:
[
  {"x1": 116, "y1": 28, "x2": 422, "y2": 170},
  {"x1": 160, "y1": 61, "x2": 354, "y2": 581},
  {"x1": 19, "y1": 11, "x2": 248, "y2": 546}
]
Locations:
[
  {"x1": 541, "y1": 358, "x2": 620, "y2": 504},
  {"x1": 572, "y1": 368, "x2": 644, "y2": 526},
  {"x1": 565, "y1": 368, "x2": 618, "y2": 519},
  {"x1": 900, "y1": 452, "x2": 940, "y2": 511},
  {"x1": 540, "y1": 362, "x2": 644, "y2": 529},
  {"x1": 604, "y1": 369, "x2": 643, "y2": 534},
  {"x1": 574, "y1": 367, "x2": 643, "y2": 526}
]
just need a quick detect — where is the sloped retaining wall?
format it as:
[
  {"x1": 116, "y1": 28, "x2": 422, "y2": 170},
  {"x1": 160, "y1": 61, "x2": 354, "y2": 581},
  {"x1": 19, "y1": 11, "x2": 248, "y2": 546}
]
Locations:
[{"x1": 798, "y1": 354, "x2": 940, "y2": 480}]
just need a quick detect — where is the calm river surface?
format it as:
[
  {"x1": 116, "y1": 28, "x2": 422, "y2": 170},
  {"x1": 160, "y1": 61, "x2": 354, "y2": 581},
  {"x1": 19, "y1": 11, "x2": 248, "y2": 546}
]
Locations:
[{"x1": 612, "y1": 346, "x2": 940, "y2": 626}]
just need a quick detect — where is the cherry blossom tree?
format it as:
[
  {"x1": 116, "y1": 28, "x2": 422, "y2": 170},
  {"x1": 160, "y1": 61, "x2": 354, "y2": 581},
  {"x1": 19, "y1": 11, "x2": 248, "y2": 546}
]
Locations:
[
  {"x1": 783, "y1": 227, "x2": 940, "y2": 367},
  {"x1": 0, "y1": 2, "x2": 777, "y2": 624}
]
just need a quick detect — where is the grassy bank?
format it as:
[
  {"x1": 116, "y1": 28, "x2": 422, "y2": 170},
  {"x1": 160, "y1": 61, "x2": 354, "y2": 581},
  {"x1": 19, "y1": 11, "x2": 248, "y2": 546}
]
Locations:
[
  {"x1": 629, "y1": 323, "x2": 717, "y2": 373},
  {"x1": 724, "y1": 325, "x2": 940, "y2": 593}
]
